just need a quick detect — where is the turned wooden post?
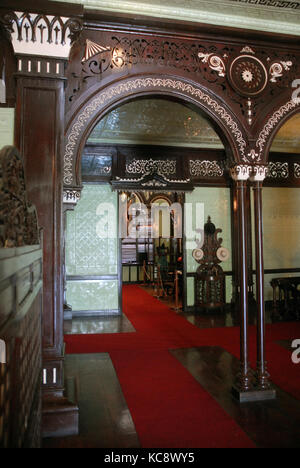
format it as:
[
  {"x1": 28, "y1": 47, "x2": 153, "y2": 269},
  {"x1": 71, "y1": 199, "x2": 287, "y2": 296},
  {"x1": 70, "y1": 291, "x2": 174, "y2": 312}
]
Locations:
[
  {"x1": 143, "y1": 260, "x2": 147, "y2": 285},
  {"x1": 251, "y1": 167, "x2": 271, "y2": 390},
  {"x1": 172, "y1": 270, "x2": 182, "y2": 312},
  {"x1": 230, "y1": 165, "x2": 253, "y2": 393}
]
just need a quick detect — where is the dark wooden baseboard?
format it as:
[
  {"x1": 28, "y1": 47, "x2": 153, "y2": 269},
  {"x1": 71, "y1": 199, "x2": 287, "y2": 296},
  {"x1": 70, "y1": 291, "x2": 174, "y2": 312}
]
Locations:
[
  {"x1": 42, "y1": 376, "x2": 79, "y2": 438},
  {"x1": 42, "y1": 397, "x2": 79, "y2": 438}
]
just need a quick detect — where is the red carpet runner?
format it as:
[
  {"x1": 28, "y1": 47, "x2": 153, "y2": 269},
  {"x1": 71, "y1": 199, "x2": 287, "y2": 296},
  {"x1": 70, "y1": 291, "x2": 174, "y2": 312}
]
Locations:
[{"x1": 64, "y1": 285, "x2": 300, "y2": 448}]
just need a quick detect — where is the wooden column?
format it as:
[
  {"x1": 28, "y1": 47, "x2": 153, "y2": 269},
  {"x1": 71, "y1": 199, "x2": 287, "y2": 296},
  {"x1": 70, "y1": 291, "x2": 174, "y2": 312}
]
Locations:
[
  {"x1": 230, "y1": 165, "x2": 276, "y2": 402},
  {"x1": 246, "y1": 184, "x2": 255, "y2": 304},
  {"x1": 5, "y1": 8, "x2": 83, "y2": 437},
  {"x1": 230, "y1": 166, "x2": 252, "y2": 395},
  {"x1": 230, "y1": 183, "x2": 240, "y2": 310},
  {"x1": 15, "y1": 70, "x2": 65, "y2": 399},
  {"x1": 14, "y1": 70, "x2": 79, "y2": 436},
  {"x1": 251, "y1": 167, "x2": 275, "y2": 395},
  {"x1": 230, "y1": 182, "x2": 254, "y2": 316}
]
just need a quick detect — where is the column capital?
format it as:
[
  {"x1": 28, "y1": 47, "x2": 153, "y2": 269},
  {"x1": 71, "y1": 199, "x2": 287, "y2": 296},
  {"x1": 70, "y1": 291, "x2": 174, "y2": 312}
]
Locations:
[
  {"x1": 63, "y1": 189, "x2": 81, "y2": 209},
  {"x1": 250, "y1": 165, "x2": 269, "y2": 183},
  {"x1": 229, "y1": 165, "x2": 252, "y2": 182}
]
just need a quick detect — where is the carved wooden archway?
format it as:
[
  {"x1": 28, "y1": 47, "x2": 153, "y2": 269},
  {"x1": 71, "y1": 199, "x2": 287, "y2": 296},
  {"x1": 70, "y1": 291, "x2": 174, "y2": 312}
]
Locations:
[
  {"x1": 1, "y1": 5, "x2": 300, "y2": 417},
  {"x1": 62, "y1": 27, "x2": 300, "y2": 192},
  {"x1": 61, "y1": 26, "x2": 300, "y2": 402},
  {"x1": 63, "y1": 74, "x2": 249, "y2": 190},
  {"x1": 258, "y1": 104, "x2": 300, "y2": 162}
]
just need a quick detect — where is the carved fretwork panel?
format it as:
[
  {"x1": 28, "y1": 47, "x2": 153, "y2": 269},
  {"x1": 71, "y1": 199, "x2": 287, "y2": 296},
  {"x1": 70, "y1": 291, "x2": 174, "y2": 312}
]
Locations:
[
  {"x1": 264, "y1": 153, "x2": 300, "y2": 187},
  {"x1": 66, "y1": 28, "x2": 300, "y2": 130},
  {"x1": 189, "y1": 160, "x2": 225, "y2": 179},
  {"x1": 117, "y1": 146, "x2": 188, "y2": 184},
  {"x1": 61, "y1": 23, "x2": 300, "y2": 186},
  {"x1": 80, "y1": 143, "x2": 300, "y2": 190}
]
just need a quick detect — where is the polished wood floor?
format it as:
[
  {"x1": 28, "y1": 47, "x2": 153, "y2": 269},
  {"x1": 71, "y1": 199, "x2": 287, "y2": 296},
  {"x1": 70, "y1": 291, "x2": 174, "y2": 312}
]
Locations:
[
  {"x1": 43, "y1": 353, "x2": 140, "y2": 448},
  {"x1": 64, "y1": 314, "x2": 135, "y2": 335},
  {"x1": 171, "y1": 346, "x2": 300, "y2": 449},
  {"x1": 43, "y1": 287, "x2": 300, "y2": 448}
]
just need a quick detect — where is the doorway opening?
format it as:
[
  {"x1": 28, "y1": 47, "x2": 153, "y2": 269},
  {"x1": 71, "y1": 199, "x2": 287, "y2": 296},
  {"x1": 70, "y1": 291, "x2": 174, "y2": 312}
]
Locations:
[{"x1": 63, "y1": 96, "x2": 240, "y2": 333}]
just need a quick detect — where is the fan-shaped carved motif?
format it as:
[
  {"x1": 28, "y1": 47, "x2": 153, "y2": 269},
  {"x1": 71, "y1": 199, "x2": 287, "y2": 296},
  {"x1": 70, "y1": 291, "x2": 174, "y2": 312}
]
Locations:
[{"x1": 81, "y1": 39, "x2": 111, "y2": 63}]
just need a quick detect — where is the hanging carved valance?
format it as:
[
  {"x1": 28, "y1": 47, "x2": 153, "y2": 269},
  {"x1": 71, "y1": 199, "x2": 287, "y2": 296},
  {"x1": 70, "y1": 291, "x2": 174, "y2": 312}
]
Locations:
[
  {"x1": 111, "y1": 170, "x2": 194, "y2": 193},
  {"x1": 0, "y1": 146, "x2": 39, "y2": 248}
]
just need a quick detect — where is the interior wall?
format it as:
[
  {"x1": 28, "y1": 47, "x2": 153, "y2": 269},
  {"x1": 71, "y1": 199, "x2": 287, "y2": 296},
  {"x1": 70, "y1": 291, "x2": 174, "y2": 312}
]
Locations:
[
  {"x1": 260, "y1": 187, "x2": 300, "y2": 301},
  {"x1": 0, "y1": 108, "x2": 14, "y2": 148},
  {"x1": 185, "y1": 187, "x2": 232, "y2": 307},
  {"x1": 65, "y1": 183, "x2": 120, "y2": 314}
]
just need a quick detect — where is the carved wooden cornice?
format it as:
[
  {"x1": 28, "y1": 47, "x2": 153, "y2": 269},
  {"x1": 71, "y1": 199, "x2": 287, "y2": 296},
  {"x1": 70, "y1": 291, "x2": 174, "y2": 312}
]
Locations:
[
  {"x1": 0, "y1": 10, "x2": 83, "y2": 58},
  {"x1": 56, "y1": 0, "x2": 300, "y2": 37},
  {"x1": 228, "y1": 0, "x2": 300, "y2": 9}
]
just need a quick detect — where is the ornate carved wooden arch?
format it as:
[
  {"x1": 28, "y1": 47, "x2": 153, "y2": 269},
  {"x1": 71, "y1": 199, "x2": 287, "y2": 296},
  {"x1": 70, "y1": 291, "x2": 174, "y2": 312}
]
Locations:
[
  {"x1": 63, "y1": 74, "x2": 251, "y2": 190},
  {"x1": 255, "y1": 100, "x2": 300, "y2": 163}
]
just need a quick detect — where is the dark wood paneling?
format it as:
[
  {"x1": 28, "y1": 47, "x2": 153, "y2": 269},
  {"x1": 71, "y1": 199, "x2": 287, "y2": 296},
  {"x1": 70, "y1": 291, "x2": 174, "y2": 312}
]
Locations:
[
  {"x1": 23, "y1": 86, "x2": 57, "y2": 349},
  {"x1": 15, "y1": 77, "x2": 65, "y2": 395}
]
